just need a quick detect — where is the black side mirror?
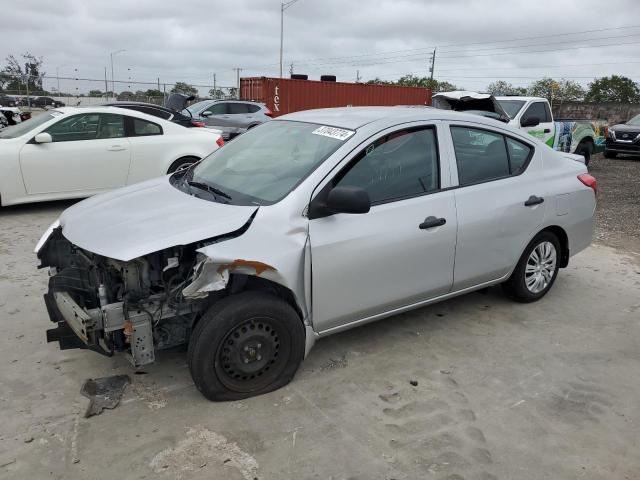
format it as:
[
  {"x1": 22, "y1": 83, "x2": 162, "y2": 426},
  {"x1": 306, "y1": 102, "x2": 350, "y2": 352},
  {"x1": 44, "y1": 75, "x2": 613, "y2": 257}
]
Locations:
[
  {"x1": 326, "y1": 186, "x2": 371, "y2": 214},
  {"x1": 521, "y1": 116, "x2": 540, "y2": 127}
]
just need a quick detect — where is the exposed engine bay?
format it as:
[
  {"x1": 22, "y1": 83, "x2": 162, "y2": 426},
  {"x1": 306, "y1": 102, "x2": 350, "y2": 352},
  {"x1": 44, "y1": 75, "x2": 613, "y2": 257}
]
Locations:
[{"x1": 39, "y1": 227, "x2": 216, "y2": 366}]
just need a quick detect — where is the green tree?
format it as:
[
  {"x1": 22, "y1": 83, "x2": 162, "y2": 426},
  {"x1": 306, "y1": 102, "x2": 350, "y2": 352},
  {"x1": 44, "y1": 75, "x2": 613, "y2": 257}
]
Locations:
[
  {"x1": 2, "y1": 52, "x2": 45, "y2": 93},
  {"x1": 367, "y1": 75, "x2": 460, "y2": 92},
  {"x1": 527, "y1": 78, "x2": 585, "y2": 103},
  {"x1": 170, "y1": 82, "x2": 198, "y2": 96},
  {"x1": 144, "y1": 88, "x2": 163, "y2": 97},
  {"x1": 585, "y1": 75, "x2": 640, "y2": 103},
  {"x1": 208, "y1": 88, "x2": 224, "y2": 99},
  {"x1": 486, "y1": 80, "x2": 527, "y2": 96},
  {"x1": 117, "y1": 90, "x2": 135, "y2": 100},
  {"x1": 88, "y1": 89, "x2": 103, "y2": 96}
]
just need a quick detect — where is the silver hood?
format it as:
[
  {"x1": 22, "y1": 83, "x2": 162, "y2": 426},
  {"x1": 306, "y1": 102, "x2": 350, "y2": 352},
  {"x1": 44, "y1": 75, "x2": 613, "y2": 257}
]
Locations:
[{"x1": 59, "y1": 176, "x2": 257, "y2": 261}]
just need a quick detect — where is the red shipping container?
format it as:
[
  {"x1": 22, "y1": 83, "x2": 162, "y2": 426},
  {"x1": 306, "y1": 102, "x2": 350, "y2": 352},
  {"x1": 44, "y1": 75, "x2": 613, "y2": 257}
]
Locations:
[{"x1": 240, "y1": 77, "x2": 432, "y2": 117}]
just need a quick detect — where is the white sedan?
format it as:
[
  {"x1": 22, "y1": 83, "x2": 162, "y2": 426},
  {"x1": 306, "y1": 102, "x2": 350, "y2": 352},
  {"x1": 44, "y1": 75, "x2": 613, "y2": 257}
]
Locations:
[{"x1": 0, "y1": 106, "x2": 224, "y2": 206}]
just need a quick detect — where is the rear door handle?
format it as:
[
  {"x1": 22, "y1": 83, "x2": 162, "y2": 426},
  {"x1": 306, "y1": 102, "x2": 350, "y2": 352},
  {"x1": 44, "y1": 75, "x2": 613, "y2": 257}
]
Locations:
[
  {"x1": 524, "y1": 195, "x2": 544, "y2": 206},
  {"x1": 419, "y1": 216, "x2": 446, "y2": 229},
  {"x1": 107, "y1": 145, "x2": 126, "y2": 151},
  {"x1": 543, "y1": 128, "x2": 551, "y2": 133}
]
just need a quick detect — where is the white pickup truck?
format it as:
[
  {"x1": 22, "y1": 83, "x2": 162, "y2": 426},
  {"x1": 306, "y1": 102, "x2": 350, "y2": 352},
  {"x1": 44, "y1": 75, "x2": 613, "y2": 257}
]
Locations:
[{"x1": 433, "y1": 92, "x2": 606, "y2": 165}]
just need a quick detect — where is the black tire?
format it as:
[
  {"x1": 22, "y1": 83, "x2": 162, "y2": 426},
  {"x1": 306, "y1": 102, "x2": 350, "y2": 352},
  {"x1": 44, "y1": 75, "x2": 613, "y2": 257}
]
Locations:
[
  {"x1": 604, "y1": 150, "x2": 617, "y2": 159},
  {"x1": 502, "y1": 231, "x2": 561, "y2": 303},
  {"x1": 167, "y1": 156, "x2": 199, "y2": 174},
  {"x1": 188, "y1": 291, "x2": 305, "y2": 401},
  {"x1": 575, "y1": 139, "x2": 594, "y2": 166}
]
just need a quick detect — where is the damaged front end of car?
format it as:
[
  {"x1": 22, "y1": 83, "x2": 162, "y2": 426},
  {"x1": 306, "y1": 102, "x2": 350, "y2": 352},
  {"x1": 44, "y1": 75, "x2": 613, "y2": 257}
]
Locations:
[{"x1": 37, "y1": 220, "x2": 292, "y2": 367}]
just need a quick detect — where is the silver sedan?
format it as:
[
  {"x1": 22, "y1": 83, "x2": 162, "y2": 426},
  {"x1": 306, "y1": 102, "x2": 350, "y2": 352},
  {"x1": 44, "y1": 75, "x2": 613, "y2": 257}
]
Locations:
[{"x1": 37, "y1": 106, "x2": 596, "y2": 401}]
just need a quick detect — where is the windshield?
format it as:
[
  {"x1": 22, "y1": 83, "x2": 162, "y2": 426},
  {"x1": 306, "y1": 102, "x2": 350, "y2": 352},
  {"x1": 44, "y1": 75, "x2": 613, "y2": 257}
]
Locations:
[
  {"x1": 497, "y1": 100, "x2": 526, "y2": 119},
  {"x1": 0, "y1": 113, "x2": 55, "y2": 139},
  {"x1": 184, "y1": 101, "x2": 212, "y2": 116},
  {"x1": 627, "y1": 114, "x2": 640, "y2": 126},
  {"x1": 183, "y1": 120, "x2": 349, "y2": 205}
]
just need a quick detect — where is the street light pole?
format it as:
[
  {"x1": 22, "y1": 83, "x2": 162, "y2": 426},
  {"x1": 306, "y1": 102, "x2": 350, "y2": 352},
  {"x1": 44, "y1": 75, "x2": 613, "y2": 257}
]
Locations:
[
  {"x1": 279, "y1": 0, "x2": 300, "y2": 78},
  {"x1": 110, "y1": 49, "x2": 125, "y2": 100},
  {"x1": 55, "y1": 65, "x2": 67, "y2": 93}
]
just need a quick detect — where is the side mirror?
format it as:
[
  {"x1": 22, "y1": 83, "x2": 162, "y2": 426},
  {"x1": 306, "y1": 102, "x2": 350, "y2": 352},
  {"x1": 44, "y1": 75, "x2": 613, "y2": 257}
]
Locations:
[
  {"x1": 34, "y1": 132, "x2": 53, "y2": 144},
  {"x1": 521, "y1": 116, "x2": 540, "y2": 128},
  {"x1": 201, "y1": 111, "x2": 213, "y2": 117},
  {"x1": 326, "y1": 186, "x2": 371, "y2": 214}
]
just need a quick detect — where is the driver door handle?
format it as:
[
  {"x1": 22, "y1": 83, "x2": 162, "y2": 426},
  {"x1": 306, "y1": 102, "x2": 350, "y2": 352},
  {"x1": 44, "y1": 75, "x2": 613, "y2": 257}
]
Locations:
[
  {"x1": 107, "y1": 145, "x2": 126, "y2": 151},
  {"x1": 419, "y1": 216, "x2": 446, "y2": 229},
  {"x1": 524, "y1": 195, "x2": 544, "y2": 206}
]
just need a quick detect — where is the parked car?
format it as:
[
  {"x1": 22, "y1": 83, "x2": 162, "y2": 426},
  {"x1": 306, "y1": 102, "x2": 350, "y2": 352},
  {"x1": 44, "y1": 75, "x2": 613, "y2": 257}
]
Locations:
[
  {"x1": 104, "y1": 93, "x2": 206, "y2": 128},
  {"x1": 434, "y1": 92, "x2": 606, "y2": 165},
  {"x1": 0, "y1": 95, "x2": 17, "y2": 107},
  {"x1": 604, "y1": 114, "x2": 640, "y2": 158},
  {"x1": 0, "y1": 106, "x2": 223, "y2": 206},
  {"x1": 37, "y1": 106, "x2": 596, "y2": 401},
  {"x1": 29, "y1": 96, "x2": 66, "y2": 108},
  {"x1": 0, "y1": 106, "x2": 23, "y2": 130},
  {"x1": 184, "y1": 99, "x2": 273, "y2": 139}
]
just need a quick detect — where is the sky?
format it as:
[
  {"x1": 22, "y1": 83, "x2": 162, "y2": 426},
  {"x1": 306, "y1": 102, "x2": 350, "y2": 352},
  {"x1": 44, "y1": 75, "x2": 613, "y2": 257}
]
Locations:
[{"x1": 2, "y1": 0, "x2": 640, "y2": 96}]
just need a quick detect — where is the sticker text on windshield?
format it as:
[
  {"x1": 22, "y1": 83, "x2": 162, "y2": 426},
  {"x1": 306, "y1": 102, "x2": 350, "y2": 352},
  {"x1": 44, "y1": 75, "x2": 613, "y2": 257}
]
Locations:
[{"x1": 312, "y1": 126, "x2": 355, "y2": 141}]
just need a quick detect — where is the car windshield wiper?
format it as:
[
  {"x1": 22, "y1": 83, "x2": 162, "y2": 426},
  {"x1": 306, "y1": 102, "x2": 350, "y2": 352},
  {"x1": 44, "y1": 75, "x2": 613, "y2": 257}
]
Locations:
[{"x1": 186, "y1": 180, "x2": 232, "y2": 201}]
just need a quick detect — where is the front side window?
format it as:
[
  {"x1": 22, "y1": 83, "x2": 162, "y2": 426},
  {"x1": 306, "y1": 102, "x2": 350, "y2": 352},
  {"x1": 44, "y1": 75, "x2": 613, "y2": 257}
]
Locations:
[
  {"x1": 247, "y1": 104, "x2": 261, "y2": 113},
  {"x1": 44, "y1": 113, "x2": 124, "y2": 142},
  {"x1": 132, "y1": 118, "x2": 162, "y2": 136},
  {"x1": 186, "y1": 120, "x2": 346, "y2": 205},
  {"x1": 204, "y1": 103, "x2": 227, "y2": 115},
  {"x1": 521, "y1": 102, "x2": 549, "y2": 125},
  {"x1": 451, "y1": 126, "x2": 533, "y2": 185},
  {"x1": 335, "y1": 127, "x2": 439, "y2": 204}
]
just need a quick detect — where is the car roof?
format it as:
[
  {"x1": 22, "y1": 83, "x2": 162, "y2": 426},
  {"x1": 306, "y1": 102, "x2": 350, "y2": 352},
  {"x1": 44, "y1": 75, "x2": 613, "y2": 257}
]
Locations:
[
  {"x1": 49, "y1": 106, "x2": 178, "y2": 123},
  {"x1": 279, "y1": 106, "x2": 512, "y2": 130},
  {"x1": 495, "y1": 96, "x2": 546, "y2": 102}
]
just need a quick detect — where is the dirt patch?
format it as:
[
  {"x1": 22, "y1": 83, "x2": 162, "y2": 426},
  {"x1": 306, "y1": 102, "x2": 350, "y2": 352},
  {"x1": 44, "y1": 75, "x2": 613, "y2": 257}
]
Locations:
[{"x1": 589, "y1": 153, "x2": 640, "y2": 254}]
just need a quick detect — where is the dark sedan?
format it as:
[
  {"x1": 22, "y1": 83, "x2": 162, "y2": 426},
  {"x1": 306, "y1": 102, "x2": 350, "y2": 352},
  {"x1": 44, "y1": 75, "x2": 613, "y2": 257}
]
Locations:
[{"x1": 605, "y1": 114, "x2": 640, "y2": 158}]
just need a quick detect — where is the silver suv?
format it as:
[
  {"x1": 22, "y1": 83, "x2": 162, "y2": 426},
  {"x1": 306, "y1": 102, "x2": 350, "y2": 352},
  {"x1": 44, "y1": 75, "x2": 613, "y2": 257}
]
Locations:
[{"x1": 185, "y1": 100, "x2": 273, "y2": 139}]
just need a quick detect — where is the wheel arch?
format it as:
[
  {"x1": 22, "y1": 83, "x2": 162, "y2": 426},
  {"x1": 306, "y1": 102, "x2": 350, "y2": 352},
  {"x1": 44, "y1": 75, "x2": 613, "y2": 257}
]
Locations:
[
  {"x1": 538, "y1": 225, "x2": 570, "y2": 268},
  {"x1": 167, "y1": 155, "x2": 201, "y2": 174}
]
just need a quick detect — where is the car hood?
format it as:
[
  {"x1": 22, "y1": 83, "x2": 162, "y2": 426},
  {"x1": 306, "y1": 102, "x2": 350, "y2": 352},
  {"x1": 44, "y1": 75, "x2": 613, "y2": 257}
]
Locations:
[
  {"x1": 610, "y1": 123, "x2": 640, "y2": 132},
  {"x1": 59, "y1": 176, "x2": 257, "y2": 261},
  {"x1": 432, "y1": 91, "x2": 510, "y2": 122}
]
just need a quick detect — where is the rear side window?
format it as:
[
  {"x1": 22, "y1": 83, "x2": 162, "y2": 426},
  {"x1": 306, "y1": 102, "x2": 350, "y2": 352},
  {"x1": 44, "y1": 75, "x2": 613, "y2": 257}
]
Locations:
[
  {"x1": 228, "y1": 103, "x2": 250, "y2": 114},
  {"x1": 451, "y1": 126, "x2": 533, "y2": 185},
  {"x1": 335, "y1": 127, "x2": 439, "y2": 204},
  {"x1": 521, "y1": 102, "x2": 550, "y2": 124},
  {"x1": 132, "y1": 118, "x2": 162, "y2": 136},
  {"x1": 506, "y1": 137, "x2": 532, "y2": 174}
]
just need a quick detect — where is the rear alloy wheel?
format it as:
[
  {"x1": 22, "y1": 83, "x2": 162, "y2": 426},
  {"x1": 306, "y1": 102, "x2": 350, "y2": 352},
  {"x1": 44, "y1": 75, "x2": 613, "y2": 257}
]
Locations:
[
  {"x1": 503, "y1": 232, "x2": 561, "y2": 303},
  {"x1": 188, "y1": 291, "x2": 305, "y2": 401},
  {"x1": 167, "y1": 156, "x2": 199, "y2": 174}
]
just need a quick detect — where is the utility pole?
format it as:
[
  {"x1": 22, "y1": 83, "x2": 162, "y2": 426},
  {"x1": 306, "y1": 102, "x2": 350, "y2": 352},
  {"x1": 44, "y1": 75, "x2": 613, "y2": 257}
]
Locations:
[
  {"x1": 234, "y1": 68, "x2": 242, "y2": 98},
  {"x1": 213, "y1": 73, "x2": 216, "y2": 98},
  {"x1": 104, "y1": 67, "x2": 109, "y2": 97},
  {"x1": 110, "y1": 49, "x2": 125, "y2": 100},
  {"x1": 429, "y1": 48, "x2": 436, "y2": 81},
  {"x1": 356, "y1": 70, "x2": 361, "y2": 83},
  {"x1": 280, "y1": 0, "x2": 301, "y2": 78},
  {"x1": 157, "y1": 77, "x2": 160, "y2": 91},
  {"x1": 289, "y1": 62, "x2": 294, "y2": 76}
]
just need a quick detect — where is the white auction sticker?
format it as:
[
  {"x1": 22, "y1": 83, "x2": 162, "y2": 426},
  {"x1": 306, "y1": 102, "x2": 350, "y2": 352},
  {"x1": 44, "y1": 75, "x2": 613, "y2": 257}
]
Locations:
[{"x1": 312, "y1": 125, "x2": 355, "y2": 141}]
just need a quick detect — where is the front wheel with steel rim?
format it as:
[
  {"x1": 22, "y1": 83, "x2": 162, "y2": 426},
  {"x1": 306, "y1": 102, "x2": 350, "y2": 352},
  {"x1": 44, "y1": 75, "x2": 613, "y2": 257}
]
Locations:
[
  {"x1": 503, "y1": 231, "x2": 561, "y2": 303},
  {"x1": 188, "y1": 291, "x2": 305, "y2": 401}
]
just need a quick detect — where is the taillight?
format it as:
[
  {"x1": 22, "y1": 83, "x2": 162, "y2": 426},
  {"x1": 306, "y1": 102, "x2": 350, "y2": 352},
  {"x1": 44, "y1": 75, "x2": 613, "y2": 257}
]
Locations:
[
  {"x1": 577, "y1": 173, "x2": 597, "y2": 194},
  {"x1": 216, "y1": 137, "x2": 225, "y2": 147},
  {"x1": 264, "y1": 108, "x2": 273, "y2": 118},
  {"x1": 191, "y1": 120, "x2": 206, "y2": 127}
]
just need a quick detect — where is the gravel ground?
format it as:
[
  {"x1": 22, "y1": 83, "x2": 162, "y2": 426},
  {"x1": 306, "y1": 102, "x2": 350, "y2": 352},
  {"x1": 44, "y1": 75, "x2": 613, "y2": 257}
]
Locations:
[{"x1": 589, "y1": 153, "x2": 640, "y2": 253}]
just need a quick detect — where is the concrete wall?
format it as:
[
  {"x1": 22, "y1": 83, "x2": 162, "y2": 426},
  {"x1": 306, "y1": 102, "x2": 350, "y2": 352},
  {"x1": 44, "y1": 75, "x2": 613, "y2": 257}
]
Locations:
[{"x1": 552, "y1": 101, "x2": 640, "y2": 125}]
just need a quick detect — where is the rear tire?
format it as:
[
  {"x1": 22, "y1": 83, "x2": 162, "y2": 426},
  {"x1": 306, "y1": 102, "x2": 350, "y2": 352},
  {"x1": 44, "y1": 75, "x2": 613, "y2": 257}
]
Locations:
[
  {"x1": 188, "y1": 291, "x2": 305, "y2": 401},
  {"x1": 502, "y1": 231, "x2": 561, "y2": 303},
  {"x1": 604, "y1": 150, "x2": 617, "y2": 159},
  {"x1": 575, "y1": 139, "x2": 594, "y2": 166},
  {"x1": 167, "y1": 156, "x2": 199, "y2": 174}
]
